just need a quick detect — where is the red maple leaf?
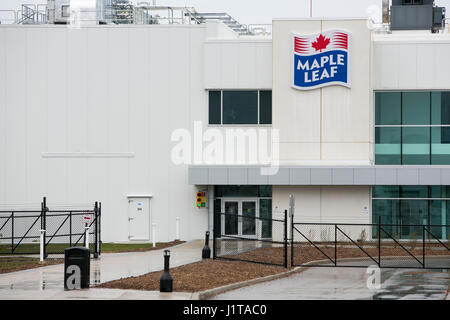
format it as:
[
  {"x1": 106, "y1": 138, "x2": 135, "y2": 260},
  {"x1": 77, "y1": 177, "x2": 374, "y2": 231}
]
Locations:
[{"x1": 312, "y1": 34, "x2": 330, "y2": 52}]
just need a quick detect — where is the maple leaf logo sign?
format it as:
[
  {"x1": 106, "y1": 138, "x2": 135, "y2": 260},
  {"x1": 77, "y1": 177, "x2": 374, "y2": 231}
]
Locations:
[{"x1": 312, "y1": 34, "x2": 330, "y2": 52}]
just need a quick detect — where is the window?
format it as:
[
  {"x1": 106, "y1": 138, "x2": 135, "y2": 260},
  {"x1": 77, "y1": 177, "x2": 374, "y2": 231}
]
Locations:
[
  {"x1": 403, "y1": 0, "x2": 423, "y2": 4},
  {"x1": 223, "y1": 91, "x2": 258, "y2": 124},
  {"x1": 208, "y1": 90, "x2": 272, "y2": 125},
  {"x1": 375, "y1": 91, "x2": 450, "y2": 165},
  {"x1": 372, "y1": 186, "x2": 449, "y2": 240}
]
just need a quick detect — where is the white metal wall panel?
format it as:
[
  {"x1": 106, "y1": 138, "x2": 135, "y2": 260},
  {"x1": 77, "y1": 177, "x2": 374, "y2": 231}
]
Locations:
[
  {"x1": 204, "y1": 40, "x2": 272, "y2": 89},
  {"x1": 129, "y1": 27, "x2": 150, "y2": 197},
  {"x1": 188, "y1": 27, "x2": 209, "y2": 241},
  {"x1": 0, "y1": 25, "x2": 208, "y2": 243},
  {"x1": 0, "y1": 28, "x2": 5, "y2": 205},
  {"x1": 67, "y1": 29, "x2": 88, "y2": 204},
  {"x1": 85, "y1": 27, "x2": 109, "y2": 219},
  {"x1": 373, "y1": 35, "x2": 450, "y2": 90},
  {"x1": 47, "y1": 28, "x2": 68, "y2": 203},
  {"x1": 25, "y1": 28, "x2": 47, "y2": 205},
  {"x1": 168, "y1": 27, "x2": 192, "y2": 241},
  {"x1": 6, "y1": 28, "x2": 28, "y2": 204},
  {"x1": 148, "y1": 27, "x2": 170, "y2": 242}
]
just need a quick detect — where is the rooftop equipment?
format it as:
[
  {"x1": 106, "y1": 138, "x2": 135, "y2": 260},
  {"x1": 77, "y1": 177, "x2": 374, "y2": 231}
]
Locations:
[{"x1": 390, "y1": 0, "x2": 446, "y2": 32}]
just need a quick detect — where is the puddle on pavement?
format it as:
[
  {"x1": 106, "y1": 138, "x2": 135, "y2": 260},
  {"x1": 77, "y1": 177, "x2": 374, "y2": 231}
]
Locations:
[
  {"x1": 371, "y1": 268, "x2": 450, "y2": 300},
  {"x1": 0, "y1": 265, "x2": 102, "y2": 291}
]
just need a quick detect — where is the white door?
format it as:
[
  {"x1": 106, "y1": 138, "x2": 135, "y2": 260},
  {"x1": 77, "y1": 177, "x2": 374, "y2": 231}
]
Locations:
[{"x1": 128, "y1": 198, "x2": 150, "y2": 240}]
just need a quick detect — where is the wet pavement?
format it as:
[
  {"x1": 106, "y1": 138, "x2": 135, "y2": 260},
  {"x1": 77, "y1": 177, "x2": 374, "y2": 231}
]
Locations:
[
  {"x1": 212, "y1": 260, "x2": 450, "y2": 300},
  {"x1": 0, "y1": 240, "x2": 203, "y2": 299}
]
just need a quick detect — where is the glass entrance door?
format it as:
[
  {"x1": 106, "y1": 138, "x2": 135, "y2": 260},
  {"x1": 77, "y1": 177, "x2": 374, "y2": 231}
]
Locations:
[
  {"x1": 222, "y1": 200, "x2": 258, "y2": 238},
  {"x1": 242, "y1": 201, "x2": 256, "y2": 236},
  {"x1": 224, "y1": 201, "x2": 238, "y2": 235}
]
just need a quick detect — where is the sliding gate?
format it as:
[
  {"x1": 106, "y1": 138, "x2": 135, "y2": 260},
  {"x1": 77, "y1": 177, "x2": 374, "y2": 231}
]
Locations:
[{"x1": 291, "y1": 221, "x2": 450, "y2": 269}]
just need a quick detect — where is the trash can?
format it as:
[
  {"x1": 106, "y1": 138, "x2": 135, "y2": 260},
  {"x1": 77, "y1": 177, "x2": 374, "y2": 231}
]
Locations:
[{"x1": 64, "y1": 247, "x2": 90, "y2": 290}]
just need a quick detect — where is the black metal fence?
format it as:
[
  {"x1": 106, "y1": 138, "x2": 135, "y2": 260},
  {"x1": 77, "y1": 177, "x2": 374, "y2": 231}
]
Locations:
[
  {"x1": 213, "y1": 211, "x2": 289, "y2": 268},
  {"x1": 0, "y1": 197, "x2": 101, "y2": 258},
  {"x1": 292, "y1": 221, "x2": 450, "y2": 269},
  {"x1": 212, "y1": 209, "x2": 449, "y2": 270}
]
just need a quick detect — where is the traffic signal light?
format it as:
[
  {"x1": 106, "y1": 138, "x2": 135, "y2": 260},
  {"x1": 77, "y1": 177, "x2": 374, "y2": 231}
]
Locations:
[{"x1": 196, "y1": 192, "x2": 207, "y2": 208}]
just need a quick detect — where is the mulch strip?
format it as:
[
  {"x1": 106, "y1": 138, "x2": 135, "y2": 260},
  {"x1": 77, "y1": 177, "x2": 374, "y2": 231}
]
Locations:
[{"x1": 97, "y1": 259, "x2": 285, "y2": 292}]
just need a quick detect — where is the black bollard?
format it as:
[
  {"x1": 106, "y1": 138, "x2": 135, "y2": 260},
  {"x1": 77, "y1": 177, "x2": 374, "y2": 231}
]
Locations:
[
  {"x1": 202, "y1": 231, "x2": 211, "y2": 259},
  {"x1": 160, "y1": 250, "x2": 173, "y2": 292}
]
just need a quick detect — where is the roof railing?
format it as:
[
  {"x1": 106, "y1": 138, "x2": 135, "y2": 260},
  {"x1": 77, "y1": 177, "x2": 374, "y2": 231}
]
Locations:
[{"x1": 0, "y1": 2, "x2": 273, "y2": 35}]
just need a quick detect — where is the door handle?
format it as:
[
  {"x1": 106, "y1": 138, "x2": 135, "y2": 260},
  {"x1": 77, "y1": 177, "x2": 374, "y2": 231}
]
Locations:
[{"x1": 128, "y1": 218, "x2": 134, "y2": 221}]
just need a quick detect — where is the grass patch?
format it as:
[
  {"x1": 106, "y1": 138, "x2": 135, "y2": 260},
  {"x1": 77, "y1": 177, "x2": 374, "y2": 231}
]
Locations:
[
  {"x1": 101, "y1": 241, "x2": 185, "y2": 253},
  {"x1": 0, "y1": 243, "x2": 96, "y2": 255},
  {"x1": 0, "y1": 257, "x2": 62, "y2": 274},
  {"x1": 0, "y1": 241, "x2": 185, "y2": 255}
]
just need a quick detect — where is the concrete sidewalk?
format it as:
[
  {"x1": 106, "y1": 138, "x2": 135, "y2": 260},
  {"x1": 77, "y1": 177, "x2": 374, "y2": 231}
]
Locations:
[{"x1": 0, "y1": 240, "x2": 204, "y2": 300}]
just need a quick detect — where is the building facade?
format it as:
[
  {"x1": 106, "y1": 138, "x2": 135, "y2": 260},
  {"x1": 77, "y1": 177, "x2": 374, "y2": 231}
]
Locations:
[{"x1": 1, "y1": 3, "x2": 449, "y2": 243}]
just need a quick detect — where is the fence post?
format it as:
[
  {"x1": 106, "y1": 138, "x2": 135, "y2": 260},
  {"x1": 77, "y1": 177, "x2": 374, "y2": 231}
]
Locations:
[
  {"x1": 378, "y1": 216, "x2": 381, "y2": 268},
  {"x1": 94, "y1": 202, "x2": 99, "y2": 259},
  {"x1": 99, "y1": 202, "x2": 102, "y2": 256},
  {"x1": 212, "y1": 211, "x2": 216, "y2": 259},
  {"x1": 84, "y1": 223, "x2": 89, "y2": 249},
  {"x1": 290, "y1": 216, "x2": 294, "y2": 268},
  {"x1": 334, "y1": 224, "x2": 337, "y2": 266},
  {"x1": 284, "y1": 210, "x2": 288, "y2": 268},
  {"x1": 289, "y1": 197, "x2": 295, "y2": 268},
  {"x1": 152, "y1": 223, "x2": 156, "y2": 247},
  {"x1": 39, "y1": 229, "x2": 45, "y2": 262},
  {"x1": 422, "y1": 225, "x2": 425, "y2": 268},
  {"x1": 175, "y1": 217, "x2": 180, "y2": 241},
  {"x1": 40, "y1": 197, "x2": 47, "y2": 259},
  {"x1": 69, "y1": 211, "x2": 72, "y2": 247},
  {"x1": 11, "y1": 212, "x2": 14, "y2": 254}
]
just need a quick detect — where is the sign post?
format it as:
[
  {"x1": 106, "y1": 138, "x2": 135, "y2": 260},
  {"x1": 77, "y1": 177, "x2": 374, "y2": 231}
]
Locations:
[{"x1": 83, "y1": 213, "x2": 92, "y2": 249}]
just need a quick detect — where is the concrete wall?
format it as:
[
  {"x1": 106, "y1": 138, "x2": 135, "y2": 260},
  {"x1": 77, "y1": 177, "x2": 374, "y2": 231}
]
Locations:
[
  {"x1": 272, "y1": 19, "x2": 372, "y2": 165},
  {"x1": 0, "y1": 24, "x2": 209, "y2": 242}
]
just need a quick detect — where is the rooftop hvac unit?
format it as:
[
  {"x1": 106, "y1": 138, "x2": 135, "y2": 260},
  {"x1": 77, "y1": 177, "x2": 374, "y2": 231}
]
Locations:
[{"x1": 390, "y1": 0, "x2": 446, "y2": 31}]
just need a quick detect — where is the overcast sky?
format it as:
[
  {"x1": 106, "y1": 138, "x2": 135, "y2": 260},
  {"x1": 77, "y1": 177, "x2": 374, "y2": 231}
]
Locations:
[{"x1": 1, "y1": 0, "x2": 450, "y2": 25}]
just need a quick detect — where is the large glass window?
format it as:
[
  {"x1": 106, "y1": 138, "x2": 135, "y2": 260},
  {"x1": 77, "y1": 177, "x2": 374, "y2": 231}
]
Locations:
[
  {"x1": 259, "y1": 91, "x2": 272, "y2": 125},
  {"x1": 372, "y1": 186, "x2": 449, "y2": 240},
  {"x1": 375, "y1": 92, "x2": 401, "y2": 125},
  {"x1": 223, "y1": 91, "x2": 258, "y2": 124},
  {"x1": 208, "y1": 91, "x2": 221, "y2": 125},
  {"x1": 375, "y1": 127, "x2": 401, "y2": 164},
  {"x1": 375, "y1": 91, "x2": 450, "y2": 165},
  {"x1": 208, "y1": 90, "x2": 272, "y2": 125},
  {"x1": 402, "y1": 92, "x2": 430, "y2": 125},
  {"x1": 402, "y1": 127, "x2": 430, "y2": 164}
]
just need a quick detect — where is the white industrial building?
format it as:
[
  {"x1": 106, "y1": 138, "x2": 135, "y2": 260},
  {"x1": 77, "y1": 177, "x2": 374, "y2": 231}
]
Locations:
[{"x1": 0, "y1": 0, "x2": 449, "y2": 243}]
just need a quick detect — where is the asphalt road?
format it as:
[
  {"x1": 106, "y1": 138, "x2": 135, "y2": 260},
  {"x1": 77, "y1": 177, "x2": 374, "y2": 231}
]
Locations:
[{"x1": 212, "y1": 260, "x2": 450, "y2": 300}]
